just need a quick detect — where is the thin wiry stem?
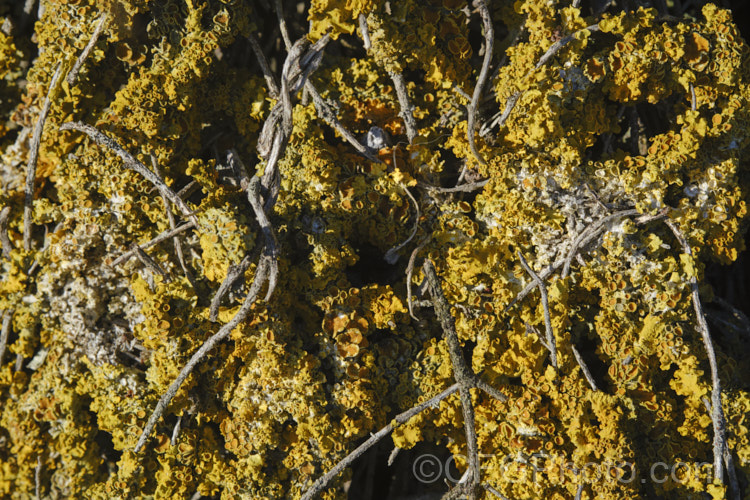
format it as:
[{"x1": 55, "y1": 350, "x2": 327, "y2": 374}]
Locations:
[
  {"x1": 690, "y1": 83, "x2": 697, "y2": 111},
  {"x1": 209, "y1": 254, "x2": 254, "y2": 322},
  {"x1": 301, "y1": 383, "x2": 460, "y2": 500},
  {"x1": 405, "y1": 238, "x2": 429, "y2": 321},
  {"x1": 358, "y1": 13, "x2": 371, "y2": 50},
  {"x1": 130, "y1": 243, "x2": 171, "y2": 283},
  {"x1": 491, "y1": 24, "x2": 599, "y2": 133},
  {"x1": 111, "y1": 222, "x2": 195, "y2": 267},
  {"x1": 664, "y1": 219, "x2": 736, "y2": 497},
  {"x1": 562, "y1": 209, "x2": 640, "y2": 278},
  {"x1": 66, "y1": 13, "x2": 108, "y2": 86},
  {"x1": 388, "y1": 70, "x2": 418, "y2": 144},
  {"x1": 507, "y1": 209, "x2": 660, "y2": 313},
  {"x1": 170, "y1": 415, "x2": 182, "y2": 446},
  {"x1": 23, "y1": 62, "x2": 64, "y2": 251},
  {"x1": 422, "y1": 179, "x2": 489, "y2": 193},
  {"x1": 135, "y1": 257, "x2": 271, "y2": 452},
  {"x1": 423, "y1": 259, "x2": 480, "y2": 500},
  {"x1": 245, "y1": 176, "x2": 278, "y2": 302},
  {"x1": 150, "y1": 155, "x2": 197, "y2": 289},
  {"x1": 35, "y1": 456, "x2": 42, "y2": 500},
  {"x1": 0, "y1": 310, "x2": 13, "y2": 367},
  {"x1": 247, "y1": 32, "x2": 280, "y2": 98},
  {"x1": 273, "y1": 0, "x2": 292, "y2": 50},
  {"x1": 517, "y1": 251, "x2": 557, "y2": 368},
  {"x1": 60, "y1": 121, "x2": 198, "y2": 227},
  {"x1": 0, "y1": 206, "x2": 12, "y2": 256},
  {"x1": 384, "y1": 183, "x2": 420, "y2": 264},
  {"x1": 571, "y1": 345, "x2": 598, "y2": 391},
  {"x1": 483, "y1": 483, "x2": 510, "y2": 500},
  {"x1": 305, "y1": 81, "x2": 381, "y2": 163},
  {"x1": 466, "y1": 0, "x2": 494, "y2": 167}
]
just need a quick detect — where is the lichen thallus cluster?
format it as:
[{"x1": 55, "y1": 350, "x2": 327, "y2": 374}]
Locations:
[{"x1": 1, "y1": 0, "x2": 750, "y2": 499}]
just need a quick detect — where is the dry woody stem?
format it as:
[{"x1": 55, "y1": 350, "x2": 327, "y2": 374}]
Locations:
[
  {"x1": 388, "y1": 70, "x2": 418, "y2": 144},
  {"x1": 465, "y1": 0, "x2": 494, "y2": 168},
  {"x1": 23, "y1": 62, "x2": 64, "y2": 251},
  {"x1": 135, "y1": 257, "x2": 272, "y2": 452},
  {"x1": 66, "y1": 13, "x2": 108, "y2": 86},
  {"x1": 111, "y1": 222, "x2": 195, "y2": 267},
  {"x1": 664, "y1": 219, "x2": 738, "y2": 498},
  {"x1": 301, "y1": 383, "x2": 460, "y2": 500},
  {"x1": 517, "y1": 251, "x2": 558, "y2": 368},
  {"x1": 0, "y1": 206, "x2": 12, "y2": 255},
  {"x1": 59, "y1": 121, "x2": 199, "y2": 227}
]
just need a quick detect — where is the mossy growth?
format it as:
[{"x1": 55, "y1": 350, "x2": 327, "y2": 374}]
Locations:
[{"x1": 1, "y1": 1, "x2": 750, "y2": 499}]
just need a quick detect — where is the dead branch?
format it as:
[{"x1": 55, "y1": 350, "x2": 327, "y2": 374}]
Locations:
[
  {"x1": 111, "y1": 222, "x2": 196, "y2": 267},
  {"x1": 664, "y1": 219, "x2": 737, "y2": 498},
  {"x1": 59, "y1": 121, "x2": 199, "y2": 227},
  {"x1": 405, "y1": 238, "x2": 429, "y2": 321},
  {"x1": 517, "y1": 251, "x2": 557, "y2": 368},
  {"x1": 150, "y1": 155, "x2": 197, "y2": 289},
  {"x1": 247, "y1": 32, "x2": 280, "y2": 98},
  {"x1": 130, "y1": 243, "x2": 171, "y2": 283},
  {"x1": 301, "y1": 383, "x2": 460, "y2": 500},
  {"x1": 571, "y1": 345, "x2": 598, "y2": 391},
  {"x1": 209, "y1": 254, "x2": 254, "y2": 322},
  {"x1": 66, "y1": 13, "x2": 108, "y2": 86},
  {"x1": 423, "y1": 259, "x2": 480, "y2": 500},
  {"x1": 384, "y1": 183, "x2": 420, "y2": 264},
  {"x1": 0, "y1": 310, "x2": 13, "y2": 367},
  {"x1": 23, "y1": 62, "x2": 64, "y2": 251},
  {"x1": 465, "y1": 0, "x2": 494, "y2": 168},
  {"x1": 388, "y1": 70, "x2": 418, "y2": 144},
  {"x1": 0, "y1": 206, "x2": 12, "y2": 256},
  {"x1": 135, "y1": 256, "x2": 273, "y2": 452}
]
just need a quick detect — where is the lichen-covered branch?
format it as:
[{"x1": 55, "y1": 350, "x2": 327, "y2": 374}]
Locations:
[{"x1": 23, "y1": 62, "x2": 63, "y2": 250}]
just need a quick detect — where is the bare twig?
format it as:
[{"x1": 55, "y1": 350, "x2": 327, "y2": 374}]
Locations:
[
  {"x1": 571, "y1": 344, "x2": 598, "y2": 391},
  {"x1": 388, "y1": 70, "x2": 418, "y2": 143},
  {"x1": 66, "y1": 13, "x2": 108, "y2": 86},
  {"x1": 301, "y1": 383, "x2": 460, "y2": 500},
  {"x1": 423, "y1": 259, "x2": 481, "y2": 500},
  {"x1": 305, "y1": 82, "x2": 381, "y2": 163},
  {"x1": 422, "y1": 179, "x2": 489, "y2": 193},
  {"x1": 358, "y1": 13, "x2": 371, "y2": 50},
  {"x1": 0, "y1": 310, "x2": 13, "y2": 367},
  {"x1": 245, "y1": 176, "x2": 279, "y2": 302},
  {"x1": 247, "y1": 32, "x2": 280, "y2": 98},
  {"x1": 517, "y1": 251, "x2": 557, "y2": 368},
  {"x1": 209, "y1": 254, "x2": 254, "y2": 322},
  {"x1": 484, "y1": 483, "x2": 510, "y2": 500},
  {"x1": 561, "y1": 209, "x2": 640, "y2": 278},
  {"x1": 690, "y1": 83, "x2": 697, "y2": 111},
  {"x1": 150, "y1": 155, "x2": 197, "y2": 289},
  {"x1": 60, "y1": 121, "x2": 198, "y2": 227},
  {"x1": 664, "y1": 219, "x2": 736, "y2": 496},
  {"x1": 405, "y1": 238, "x2": 429, "y2": 321},
  {"x1": 23, "y1": 62, "x2": 64, "y2": 251},
  {"x1": 384, "y1": 183, "x2": 420, "y2": 264},
  {"x1": 465, "y1": 0, "x2": 494, "y2": 168},
  {"x1": 111, "y1": 222, "x2": 196, "y2": 267},
  {"x1": 35, "y1": 456, "x2": 42, "y2": 500},
  {"x1": 130, "y1": 243, "x2": 171, "y2": 283},
  {"x1": 273, "y1": 0, "x2": 292, "y2": 50},
  {"x1": 171, "y1": 415, "x2": 182, "y2": 446},
  {"x1": 135, "y1": 256, "x2": 272, "y2": 452},
  {"x1": 490, "y1": 24, "x2": 600, "y2": 133},
  {"x1": 0, "y1": 206, "x2": 12, "y2": 255},
  {"x1": 535, "y1": 25, "x2": 600, "y2": 70}
]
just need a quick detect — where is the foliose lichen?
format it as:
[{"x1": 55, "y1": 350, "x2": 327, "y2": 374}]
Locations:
[{"x1": 1, "y1": 1, "x2": 750, "y2": 499}]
